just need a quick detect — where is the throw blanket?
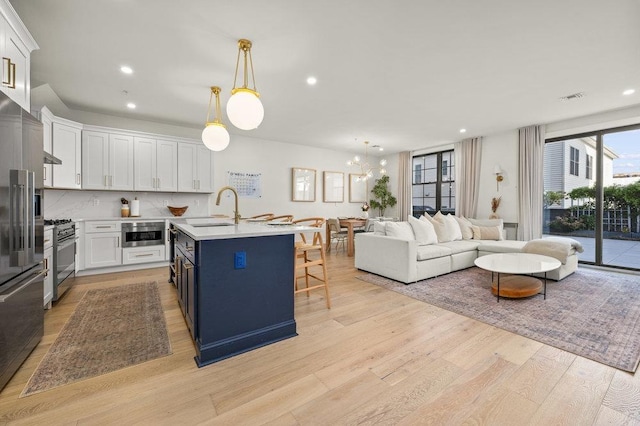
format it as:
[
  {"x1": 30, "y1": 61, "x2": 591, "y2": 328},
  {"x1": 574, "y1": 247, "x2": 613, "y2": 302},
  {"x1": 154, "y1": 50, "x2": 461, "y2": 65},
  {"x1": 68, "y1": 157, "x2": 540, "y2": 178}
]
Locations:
[{"x1": 522, "y1": 237, "x2": 584, "y2": 264}]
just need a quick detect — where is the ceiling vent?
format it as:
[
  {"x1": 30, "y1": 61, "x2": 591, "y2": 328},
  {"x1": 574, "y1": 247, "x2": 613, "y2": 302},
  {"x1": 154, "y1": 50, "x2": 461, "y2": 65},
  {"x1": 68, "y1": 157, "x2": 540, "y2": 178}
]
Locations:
[{"x1": 559, "y1": 92, "x2": 585, "y2": 101}]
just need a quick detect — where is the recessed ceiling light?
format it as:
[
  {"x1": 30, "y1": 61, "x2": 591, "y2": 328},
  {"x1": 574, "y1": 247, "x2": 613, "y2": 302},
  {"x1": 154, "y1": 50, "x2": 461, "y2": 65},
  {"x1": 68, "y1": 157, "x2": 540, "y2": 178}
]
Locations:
[
  {"x1": 126, "y1": 102, "x2": 136, "y2": 109},
  {"x1": 459, "y1": 128, "x2": 466, "y2": 133},
  {"x1": 623, "y1": 89, "x2": 635, "y2": 96},
  {"x1": 306, "y1": 76, "x2": 317, "y2": 85},
  {"x1": 120, "y1": 66, "x2": 133, "y2": 74}
]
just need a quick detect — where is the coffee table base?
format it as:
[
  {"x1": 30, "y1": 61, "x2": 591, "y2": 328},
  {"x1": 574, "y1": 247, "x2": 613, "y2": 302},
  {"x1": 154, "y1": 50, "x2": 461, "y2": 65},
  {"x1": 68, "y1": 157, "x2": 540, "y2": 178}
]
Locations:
[{"x1": 490, "y1": 275, "x2": 542, "y2": 298}]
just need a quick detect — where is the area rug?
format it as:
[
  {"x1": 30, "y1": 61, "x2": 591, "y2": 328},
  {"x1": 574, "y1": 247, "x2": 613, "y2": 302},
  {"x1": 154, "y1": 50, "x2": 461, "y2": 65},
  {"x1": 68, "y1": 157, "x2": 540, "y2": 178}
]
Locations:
[
  {"x1": 21, "y1": 282, "x2": 172, "y2": 397},
  {"x1": 358, "y1": 267, "x2": 640, "y2": 372}
]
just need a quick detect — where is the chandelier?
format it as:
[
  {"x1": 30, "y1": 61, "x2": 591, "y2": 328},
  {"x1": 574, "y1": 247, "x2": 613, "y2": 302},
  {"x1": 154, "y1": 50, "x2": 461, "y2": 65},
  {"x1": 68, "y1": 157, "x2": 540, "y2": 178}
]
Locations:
[
  {"x1": 347, "y1": 140, "x2": 387, "y2": 181},
  {"x1": 227, "y1": 39, "x2": 264, "y2": 130},
  {"x1": 201, "y1": 86, "x2": 230, "y2": 151}
]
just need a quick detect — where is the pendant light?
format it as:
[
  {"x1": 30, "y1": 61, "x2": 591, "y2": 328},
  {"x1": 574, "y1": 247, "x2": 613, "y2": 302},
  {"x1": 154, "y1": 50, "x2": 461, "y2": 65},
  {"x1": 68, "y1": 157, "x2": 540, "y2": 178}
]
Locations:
[
  {"x1": 227, "y1": 39, "x2": 264, "y2": 130},
  {"x1": 202, "y1": 86, "x2": 230, "y2": 151}
]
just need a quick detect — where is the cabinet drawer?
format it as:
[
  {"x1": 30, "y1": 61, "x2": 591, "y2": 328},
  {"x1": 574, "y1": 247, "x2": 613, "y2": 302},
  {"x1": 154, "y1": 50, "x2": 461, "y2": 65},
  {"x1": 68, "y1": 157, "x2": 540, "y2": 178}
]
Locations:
[
  {"x1": 123, "y1": 245, "x2": 166, "y2": 265},
  {"x1": 85, "y1": 221, "x2": 122, "y2": 233},
  {"x1": 176, "y1": 231, "x2": 196, "y2": 263},
  {"x1": 44, "y1": 228, "x2": 54, "y2": 249}
]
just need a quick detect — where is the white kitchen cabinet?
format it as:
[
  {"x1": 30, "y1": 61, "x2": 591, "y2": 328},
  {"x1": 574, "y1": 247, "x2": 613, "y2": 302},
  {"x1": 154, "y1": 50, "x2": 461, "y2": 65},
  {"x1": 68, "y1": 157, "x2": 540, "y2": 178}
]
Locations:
[
  {"x1": 134, "y1": 137, "x2": 177, "y2": 192},
  {"x1": 52, "y1": 118, "x2": 83, "y2": 189},
  {"x1": 122, "y1": 245, "x2": 166, "y2": 265},
  {"x1": 82, "y1": 130, "x2": 134, "y2": 190},
  {"x1": 0, "y1": 0, "x2": 38, "y2": 111},
  {"x1": 83, "y1": 221, "x2": 122, "y2": 269},
  {"x1": 43, "y1": 227, "x2": 54, "y2": 308},
  {"x1": 41, "y1": 107, "x2": 53, "y2": 187},
  {"x1": 178, "y1": 142, "x2": 213, "y2": 192}
]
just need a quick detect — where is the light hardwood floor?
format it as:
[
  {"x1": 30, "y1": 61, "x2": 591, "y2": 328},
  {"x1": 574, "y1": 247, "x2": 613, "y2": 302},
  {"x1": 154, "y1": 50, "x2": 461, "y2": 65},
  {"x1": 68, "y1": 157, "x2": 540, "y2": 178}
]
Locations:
[{"x1": 1, "y1": 252, "x2": 639, "y2": 425}]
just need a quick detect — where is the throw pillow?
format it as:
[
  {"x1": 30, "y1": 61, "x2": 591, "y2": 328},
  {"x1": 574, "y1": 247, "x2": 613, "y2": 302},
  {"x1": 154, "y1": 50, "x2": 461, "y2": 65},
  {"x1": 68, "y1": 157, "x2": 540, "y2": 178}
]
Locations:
[
  {"x1": 454, "y1": 216, "x2": 474, "y2": 240},
  {"x1": 408, "y1": 215, "x2": 437, "y2": 245},
  {"x1": 384, "y1": 221, "x2": 415, "y2": 241},
  {"x1": 373, "y1": 221, "x2": 386, "y2": 235},
  {"x1": 471, "y1": 225, "x2": 503, "y2": 240},
  {"x1": 423, "y1": 213, "x2": 450, "y2": 243},
  {"x1": 432, "y1": 211, "x2": 462, "y2": 242}
]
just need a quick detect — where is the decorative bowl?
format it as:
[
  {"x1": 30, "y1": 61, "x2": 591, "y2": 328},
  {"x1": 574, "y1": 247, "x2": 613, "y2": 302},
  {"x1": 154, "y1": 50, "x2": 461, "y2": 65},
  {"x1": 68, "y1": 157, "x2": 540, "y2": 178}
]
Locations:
[{"x1": 167, "y1": 206, "x2": 188, "y2": 216}]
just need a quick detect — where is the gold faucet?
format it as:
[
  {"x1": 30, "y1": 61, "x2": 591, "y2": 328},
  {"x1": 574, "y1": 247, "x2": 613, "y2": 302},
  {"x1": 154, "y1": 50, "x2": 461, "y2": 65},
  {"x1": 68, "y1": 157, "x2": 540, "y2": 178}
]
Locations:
[{"x1": 215, "y1": 186, "x2": 241, "y2": 224}]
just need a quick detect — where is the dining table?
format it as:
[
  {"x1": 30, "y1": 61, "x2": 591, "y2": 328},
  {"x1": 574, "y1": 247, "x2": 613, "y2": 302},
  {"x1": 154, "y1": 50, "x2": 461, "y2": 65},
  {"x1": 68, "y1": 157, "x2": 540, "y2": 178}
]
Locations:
[{"x1": 326, "y1": 218, "x2": 367, "y2": 257}]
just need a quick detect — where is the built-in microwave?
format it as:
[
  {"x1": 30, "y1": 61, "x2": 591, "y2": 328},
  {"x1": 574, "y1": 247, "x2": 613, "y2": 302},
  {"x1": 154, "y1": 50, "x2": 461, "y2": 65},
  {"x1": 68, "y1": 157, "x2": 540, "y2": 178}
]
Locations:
[{"x1": 122, "y1": 222, "x2": 165, "y2": 247}]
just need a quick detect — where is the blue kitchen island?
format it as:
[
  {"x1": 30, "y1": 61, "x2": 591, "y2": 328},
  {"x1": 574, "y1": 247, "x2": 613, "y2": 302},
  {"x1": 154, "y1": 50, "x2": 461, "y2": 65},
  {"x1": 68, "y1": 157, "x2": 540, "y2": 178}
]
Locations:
[{"x1": 170, "y1": 218, "x2": 304, "y2": 367}]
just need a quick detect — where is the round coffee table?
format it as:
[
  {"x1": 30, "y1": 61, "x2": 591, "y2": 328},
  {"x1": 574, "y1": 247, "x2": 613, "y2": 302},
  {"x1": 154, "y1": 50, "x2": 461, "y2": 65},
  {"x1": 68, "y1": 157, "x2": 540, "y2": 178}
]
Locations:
[{"x1": 474, "y1": 253, "x2": 561, "y2": 302}]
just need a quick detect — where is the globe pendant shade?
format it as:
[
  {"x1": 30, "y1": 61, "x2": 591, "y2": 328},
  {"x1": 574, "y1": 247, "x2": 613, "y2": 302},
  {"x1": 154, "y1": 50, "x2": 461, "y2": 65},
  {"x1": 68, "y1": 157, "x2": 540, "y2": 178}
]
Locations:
[
  {"x1": 226, "y1": 89, "x2": 264, "y2": 130},
  {"x1": 202, "y1": 123, "x2": 230, "y2": 151}
]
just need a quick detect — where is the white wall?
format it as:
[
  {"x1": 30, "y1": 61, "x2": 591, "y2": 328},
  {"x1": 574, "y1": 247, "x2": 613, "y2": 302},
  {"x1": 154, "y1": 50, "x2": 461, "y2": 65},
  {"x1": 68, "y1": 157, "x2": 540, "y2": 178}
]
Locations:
[{"x1": 476, "y1": 130, "x2": 519, "y2": 222}]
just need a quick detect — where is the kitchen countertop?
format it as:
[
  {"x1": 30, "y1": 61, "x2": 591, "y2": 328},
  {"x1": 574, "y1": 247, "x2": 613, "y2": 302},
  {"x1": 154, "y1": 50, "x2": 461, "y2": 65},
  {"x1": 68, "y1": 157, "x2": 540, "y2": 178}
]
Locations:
[{"x1": 172, "y1": 218, "x2": 312, "y2": 241}]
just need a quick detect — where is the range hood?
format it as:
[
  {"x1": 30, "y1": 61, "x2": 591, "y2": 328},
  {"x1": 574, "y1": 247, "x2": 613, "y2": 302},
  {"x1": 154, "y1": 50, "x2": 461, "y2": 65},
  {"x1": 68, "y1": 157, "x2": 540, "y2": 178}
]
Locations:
[{"x1": 44, "y1": 151, "x2": 62, "y2": 165}]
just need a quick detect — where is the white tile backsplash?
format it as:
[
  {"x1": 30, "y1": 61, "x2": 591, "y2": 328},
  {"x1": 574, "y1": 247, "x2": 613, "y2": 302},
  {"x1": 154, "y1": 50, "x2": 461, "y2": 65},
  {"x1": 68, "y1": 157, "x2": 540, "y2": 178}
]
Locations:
[{"x1": 44, "y1": 189, "x2": 211, "y2": 219}]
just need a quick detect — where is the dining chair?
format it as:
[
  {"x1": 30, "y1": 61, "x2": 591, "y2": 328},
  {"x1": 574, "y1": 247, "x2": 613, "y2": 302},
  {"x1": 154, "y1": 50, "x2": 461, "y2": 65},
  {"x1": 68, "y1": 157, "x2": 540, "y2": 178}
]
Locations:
[
  {"x1": 291, "y1": 217, "x2": 330, "y2": 309},
  {"x1": 326, "y1": 218, "x2": 348, "y2": 252}
]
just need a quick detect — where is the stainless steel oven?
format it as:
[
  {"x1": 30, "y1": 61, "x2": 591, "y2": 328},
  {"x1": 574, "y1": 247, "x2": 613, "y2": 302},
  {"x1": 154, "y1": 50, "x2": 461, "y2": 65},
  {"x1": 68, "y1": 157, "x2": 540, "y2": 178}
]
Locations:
[
  {"x1": 122, "y1": 222, "x2": 165, "y2": 247},
  {"x1": 49, "y1": 219, "x2": 76, "y2": 302}
]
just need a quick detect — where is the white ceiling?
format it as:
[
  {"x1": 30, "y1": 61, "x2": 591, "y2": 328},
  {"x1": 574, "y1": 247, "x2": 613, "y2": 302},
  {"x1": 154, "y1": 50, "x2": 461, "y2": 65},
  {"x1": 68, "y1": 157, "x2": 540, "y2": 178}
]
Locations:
[{"x1": 11, "y1": 0, "x2": 640, "y2": 154}]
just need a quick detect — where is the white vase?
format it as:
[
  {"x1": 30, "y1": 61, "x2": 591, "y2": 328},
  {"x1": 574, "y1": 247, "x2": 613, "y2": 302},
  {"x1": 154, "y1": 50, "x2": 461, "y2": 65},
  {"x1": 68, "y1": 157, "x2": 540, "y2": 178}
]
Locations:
[{"x1": 361, "y1": 211, "x2": 369, "y2": 219}]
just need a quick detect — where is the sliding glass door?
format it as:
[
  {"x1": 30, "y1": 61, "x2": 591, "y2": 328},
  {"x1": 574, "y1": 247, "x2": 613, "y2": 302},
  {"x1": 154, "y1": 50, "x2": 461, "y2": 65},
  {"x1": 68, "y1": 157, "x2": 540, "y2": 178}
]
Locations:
[{"x1": 543, "y1": 126, "x2": 640, "y2": 271}]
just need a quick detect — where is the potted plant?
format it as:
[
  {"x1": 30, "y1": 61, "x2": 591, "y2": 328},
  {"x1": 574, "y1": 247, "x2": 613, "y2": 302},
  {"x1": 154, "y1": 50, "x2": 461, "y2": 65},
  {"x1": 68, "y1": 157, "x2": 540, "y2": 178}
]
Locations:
[{"x1": 369, "y1": 175, "x2": 397, "y2": 217}]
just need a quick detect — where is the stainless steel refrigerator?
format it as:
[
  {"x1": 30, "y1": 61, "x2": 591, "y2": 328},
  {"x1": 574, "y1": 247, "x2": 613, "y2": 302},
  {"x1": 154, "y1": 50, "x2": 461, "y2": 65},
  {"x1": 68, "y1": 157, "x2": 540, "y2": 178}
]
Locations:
[{"x1": 0, "y1": 92, "x2": 44, "y2": 391}]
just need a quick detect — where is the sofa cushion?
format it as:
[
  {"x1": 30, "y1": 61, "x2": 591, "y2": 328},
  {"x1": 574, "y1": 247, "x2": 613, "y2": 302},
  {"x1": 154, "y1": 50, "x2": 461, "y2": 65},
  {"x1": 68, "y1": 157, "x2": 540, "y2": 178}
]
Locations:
[
  {"x1": 426, "y1": 212, "x2": 460, "y2": 243},
  {"x1": 373, "y1": 221, "x2": 386, "y2": 235},
  {"x1": 441, "y1": 213, "x2": 463, "y2": 241},
  {"x1": 471, "y1": 225, "x2": 503, "y2": 240},
  {"x1": 416, "y1": 244, "x2": 453, "y2": 261},
  {"x1": 454, "y1": 216, "x2": 474, "y2": 240},
  {"x1": 408, "y1": 215, "x2": 437, "y2": 245},
  {"x1": 476, "y1": 240, "x2": 527, "y2": 253},
  {"x1": 384, "y1": 221, "x2": 415, "y2": 240},
  {"x1": 438, "y1": 240, "x2": 481, "y2": 255}
]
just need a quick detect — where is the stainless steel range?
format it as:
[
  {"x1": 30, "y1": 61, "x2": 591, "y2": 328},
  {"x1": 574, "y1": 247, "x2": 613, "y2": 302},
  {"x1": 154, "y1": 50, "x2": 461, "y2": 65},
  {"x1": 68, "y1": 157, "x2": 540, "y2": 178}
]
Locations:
[{"x1": 44, "y1": 219, "x2": 76, "y2": 301}]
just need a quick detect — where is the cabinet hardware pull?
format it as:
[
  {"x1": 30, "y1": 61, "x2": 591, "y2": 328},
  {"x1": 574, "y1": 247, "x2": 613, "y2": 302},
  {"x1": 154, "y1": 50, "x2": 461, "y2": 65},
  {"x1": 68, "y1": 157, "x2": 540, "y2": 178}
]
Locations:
[
  {"x1": 44, "y1": 238, "x2": 50, "y2": 243},
  {"x1": 2, "y1": 58, "x2": 10, "y2": 85},
  {"x1": 7, "y1": 61, "x2": 15, "y2": 89},
  {"x1": 76, "y1": 174, "x2": 81, "y2": 185},
  {"x1": 117, "y1": 236, "x2": 120, "y2": 247},
  {"x1": 157, "y1": 177, "x2": 160, "y2": 188},
  {"x1": 135, "y1": 253, "x2": 154, "y2": 257},
  {"x1": 44, "y1": 166, "x2": 47, "y2": 180},
  {"x1": 104, "y1": 175, "x2": 108, "y2": 187},
  {"x1": 43, "y1": 258, "x2": 48, "y2": 277},
  {"x1": 95, "y1": 225, "x2": 111, "y2": 229}
]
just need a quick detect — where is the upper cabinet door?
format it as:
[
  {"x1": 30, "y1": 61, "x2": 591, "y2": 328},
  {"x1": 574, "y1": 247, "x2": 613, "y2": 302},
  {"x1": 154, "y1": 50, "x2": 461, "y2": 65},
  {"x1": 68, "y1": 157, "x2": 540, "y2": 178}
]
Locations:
[
  {"x1": 156, "y1": 139, "x2": 178, "y2": 192},
  {"x1": 177, "y1": 142, "x2": 197, "y2": 192},
  {"x1": 0, "y1": 2, "x2": 38, "y2": 111},
  {"x1": 196, "y1": 145, "x2": 213, "y2": 193},
  {"x1": 52, "y1": 120, "x2": 82, "y2": 189},
  {"x1": 81, "y1": 130, "x2": 109, "y2": 190},
  {"x1": 134, "y1": 137, "x2": 156, "y2": 191},
  {"x1": 109, "y1": 133, "x2": 134, "y2": 190}
]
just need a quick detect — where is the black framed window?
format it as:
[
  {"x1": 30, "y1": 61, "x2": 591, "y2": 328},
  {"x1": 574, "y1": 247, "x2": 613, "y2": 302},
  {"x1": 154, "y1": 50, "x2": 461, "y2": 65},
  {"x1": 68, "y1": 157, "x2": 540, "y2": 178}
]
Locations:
[
  {"x1": 412, "y1": 150, "x2": 455, "y2": 217},
  {"x1": 570, "y1": 146, "x2": 580, "y2": 176}
]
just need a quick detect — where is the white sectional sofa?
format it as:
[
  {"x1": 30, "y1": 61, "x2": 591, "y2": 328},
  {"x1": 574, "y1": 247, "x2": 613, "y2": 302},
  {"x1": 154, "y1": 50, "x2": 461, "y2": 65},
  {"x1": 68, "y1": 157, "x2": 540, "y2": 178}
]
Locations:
[{"x1": 354, "y1": 215, "x2": 582, "y2": 284}]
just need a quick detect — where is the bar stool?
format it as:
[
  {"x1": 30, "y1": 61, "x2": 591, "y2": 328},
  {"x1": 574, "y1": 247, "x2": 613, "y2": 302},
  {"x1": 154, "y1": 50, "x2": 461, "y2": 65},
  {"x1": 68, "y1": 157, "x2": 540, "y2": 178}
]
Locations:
[
  {"x1": 268, "y1": 214, "x2": 294, "y2": 222},
  {"x1": 291, "y1": 217, "x2": 331, "y2": 309}
]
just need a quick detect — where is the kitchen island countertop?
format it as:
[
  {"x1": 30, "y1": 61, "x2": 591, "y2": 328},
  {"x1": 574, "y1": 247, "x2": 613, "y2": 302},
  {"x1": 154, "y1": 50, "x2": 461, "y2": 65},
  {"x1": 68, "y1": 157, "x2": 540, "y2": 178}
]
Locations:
[{"x1": 171, "y1": 218, "x2": 312, "y2": 241}]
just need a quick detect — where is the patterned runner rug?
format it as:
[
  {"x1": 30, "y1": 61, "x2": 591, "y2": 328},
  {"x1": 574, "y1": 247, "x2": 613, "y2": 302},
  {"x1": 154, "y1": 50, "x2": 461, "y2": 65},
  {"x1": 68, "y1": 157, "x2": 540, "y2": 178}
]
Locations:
[
  {"x1": 21, "y1": 282, "x2": 172, "y2": 397},
  {"x1": 358, "y1": 267, "x2": 640, "y2": 372}
]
